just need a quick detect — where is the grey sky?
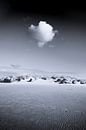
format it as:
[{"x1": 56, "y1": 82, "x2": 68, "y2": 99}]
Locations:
[{"x1": 0, "y1": 16, "x2": 86, "y2": 73}]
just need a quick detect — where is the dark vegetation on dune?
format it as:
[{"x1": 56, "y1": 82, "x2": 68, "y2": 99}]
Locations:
[{"x1": 0, "y1": 75, "x2": 86, "y2": 84}]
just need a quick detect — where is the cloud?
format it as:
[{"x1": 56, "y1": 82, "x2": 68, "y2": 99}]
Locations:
[{"x1": 29, "y1": 21, "x2": 57, "y2": 47}]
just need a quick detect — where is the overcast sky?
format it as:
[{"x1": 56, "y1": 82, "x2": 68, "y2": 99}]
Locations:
[{"x1": 0, "y1": 1, "x2": 86, "y2": 73}]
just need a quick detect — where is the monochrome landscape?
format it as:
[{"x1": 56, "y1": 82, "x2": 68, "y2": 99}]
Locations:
[{"x1": 0, "y1": 0, "x2": 86, "y2": 129}]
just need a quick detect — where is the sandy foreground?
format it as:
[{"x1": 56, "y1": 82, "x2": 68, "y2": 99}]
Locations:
[{"x1": 0, "y1": 84, "x2": 86, "y2": 130}]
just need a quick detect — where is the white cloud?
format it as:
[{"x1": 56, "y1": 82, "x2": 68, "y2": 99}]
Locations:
[{"x1": 29, "y1": 21, "x2": 58, "y2": 47}]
